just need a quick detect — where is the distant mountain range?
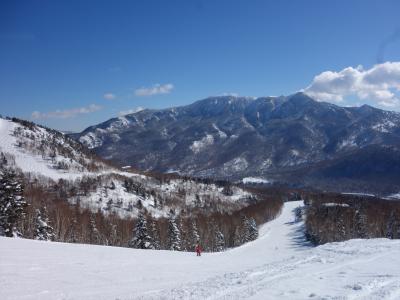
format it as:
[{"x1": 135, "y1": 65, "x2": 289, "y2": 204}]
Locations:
[{"x1": 71, "y1": 93, "x2": 400, "y2": 195}]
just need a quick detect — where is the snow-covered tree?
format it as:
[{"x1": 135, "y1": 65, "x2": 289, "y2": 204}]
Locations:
[
  {"x1": 34, "y1": 207, "x2": 55, "y2": 241},
  {"x1": 242, "y1": 216, "x2": 258, "y2": 243},
  {"x1": 109, "y1": 223, "x2": 119, "y2": 246},
  {"x1": 190, "y1": 220, "x2": 200, "y2": 251},
  {"x1": 353, "y1": 208, "x2": 368, "y2": 239},
  {"x1": 294, "y1": 206, "x2": 303, "y2": 222},
  {"x1": 0, "y1": 152, "x2": 7, "y2": 167},
  {"x1": 109, "y1": 181, "x2": 116, "y2": 190},
  {"x1": 88, "y1": 213, "x2": 101, "y2": 244},
  {"x1": 167, "y1": 214, "x2": 181, "y2": 251},
  {"x1": 215, "y1": 228, "x2": 225, "y2": 252},
  {"x1": 221, "y1": 184, "x2": 233, "y2": 196},
  {"x1": 67, "y1": 216, "x2": 78, "y2": 243},
  {"x1": 247, "y1": 217, "x2": 259, "y2": 241},
  {"x1": 386, "y1": 211, "x2": 398, "y2": 239},
  {"x1": 0, "y1": 169, "x2": 26, "y2": 237},
  {"x1": 178, "y1": 216, "x2": 189, "y2": 251},
  {"x1": 149, "y1": 220, "x2": 160, "y2": 250},
  {"x1": 129, "y1": 213, "x2": 153, "y2": 249},
  {"x1": 335, "y1": 214, "x2": 346, "y2": 241},
  {"x1": 233, "y1": 225, "x2": 243, "y2": 247}
]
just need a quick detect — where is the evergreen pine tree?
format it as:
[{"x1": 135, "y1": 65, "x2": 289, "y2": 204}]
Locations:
[
  {"x1": 396, "y1": 220, "x2": 400, "y2": 240},
  {"x1": 335, "y1": 214, "x2": 346, "y2": 241},
  {"x1": 34, "y1": 206, "x2": 55, "y2": 241},
  {"x1": 0, "y1": 169, "x2": 27, "y2": 237},
  {"x1": 221, "y1": 184, "x2": 233, "y2": 196},
  {"x1": 178, "y1": 216, "x2": 189, "y2": 251},
  {"x1": 242, "y1": 216, "x2": 251, "y2": 243},
  {"x1": 167, "y1": 214, "x2": 181, "y2": 251},
  {"x1": 247, "y1": 217, "x2": 259, "y2": 241},
  {"x1": 386, "y1": 211, "x2": 397, "y2": 239},
  {"x1": 353, "y1": 208, "x2": 368, "y2": 239},
  {"x1": 242, "y1": 216, "x2": 258, "y2": 243},
  {"x1": 0, "y1": 153, "x2": 7, "y2": 168},
  {"x1": 149, "y1": 220, "x2": 161, "y2": 250},
  {"x1": 109, "y1": 223, "x2": 119, "y2": 246},
  {"x1": 215, "y1": 228, "x2": 225, "y2": 251},
  {"x1": 233, "y1": 225, "x2": 243, "y2": 247},
  {"x1": 129, "y1": 212, "x2": 153, "y2": 249},
  {"x1": 67, "y1": 215, "x2": 78, "y2": 243},
  {"x1": 190, "y1": 220, "x2": 200, "y2": 251},
  {"x1": 88, "y1": 213, "x2": 101, "y2": 244}
]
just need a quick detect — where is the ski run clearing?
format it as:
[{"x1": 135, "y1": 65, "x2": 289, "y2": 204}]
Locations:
[{"x1": 2, "y1": 201, "x2": 400, "y2": 300}]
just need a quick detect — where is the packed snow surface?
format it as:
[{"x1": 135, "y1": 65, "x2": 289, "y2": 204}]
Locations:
[{"x1": 2, "y1": 201, "x2": 400, "y2": 300}]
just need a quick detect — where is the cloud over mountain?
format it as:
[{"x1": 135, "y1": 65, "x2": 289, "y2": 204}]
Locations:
[
  {"x1": 32, "y1": 104, "x2": 102, "y2": 120},
  {"x1": 103, "y1": 93, "x2": 116, "y2": 100},
  {"x1": 135, "y1": 83, "x2": 174, "y2": 97},
  {"x1": 304, "y1": 62, "x2": 400, "y2": 108}
]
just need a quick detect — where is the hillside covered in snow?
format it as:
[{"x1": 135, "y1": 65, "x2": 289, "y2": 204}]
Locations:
[
  {"x1": 1, "y1": 201, "x2": 400, "y2": 300},
  {"x1": 0, "y1": 117, "x2": 112, "y2": 180},
  {"x1": 0, "y1": 117, "x2": 256, "y2": 219}
]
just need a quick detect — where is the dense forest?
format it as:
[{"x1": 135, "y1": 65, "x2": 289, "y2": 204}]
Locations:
[{"x1": 301, "y1": 192, "x2": 400, "y2": 244}]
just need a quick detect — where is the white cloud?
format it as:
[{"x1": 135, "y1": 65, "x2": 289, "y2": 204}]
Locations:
[
  {"x1": 103, "y1": 93, "x2": 116, "y2": 100},
  {"x1": 31, "y1": 104, "x2": 102, "y2": 120},
  {"x1": 303, "y1": 62, "x2": 400, "y2": 108},
  {"x1": 221, "y1": 92, "x2": 239, "y2": 97},
  {"x1": 135, "y1": 83, "x2": 174, "y2": 97},
  {"x1": 118, "y1": 107, "x2": 145, "y2": 116}
]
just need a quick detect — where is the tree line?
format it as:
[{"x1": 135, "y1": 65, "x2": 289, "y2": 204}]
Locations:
[{"x1": 302, "y1": 192, "x2": 400, "y2": 244}]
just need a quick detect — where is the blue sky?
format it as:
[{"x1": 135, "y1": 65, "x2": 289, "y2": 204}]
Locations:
[{"x1": 1, "y1": 0, "x2": 400, "y2": 131}]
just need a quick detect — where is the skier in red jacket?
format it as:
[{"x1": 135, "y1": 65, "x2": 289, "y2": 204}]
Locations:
[{"x1": 195, "y1": 242, "x2": 202, "y2": 256}]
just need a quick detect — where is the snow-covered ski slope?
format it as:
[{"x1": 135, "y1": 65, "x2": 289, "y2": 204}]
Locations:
[
  {"x1": 0, "y1": 118, "x2": 136, "y2": 180},
  {"x1": 2, "y1": 201, "x2": 400, "y2": 300},
  {"x1": 0, "y1": 118, "x2": 76, "y2": 180},
  {"x1": 0, "y1": 118, "x2": 110, "y2": 180}
]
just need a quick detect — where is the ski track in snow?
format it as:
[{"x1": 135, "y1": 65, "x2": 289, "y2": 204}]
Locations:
[{"x1": 1, "y1": 201, "x2": 400, "y2": 300}]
